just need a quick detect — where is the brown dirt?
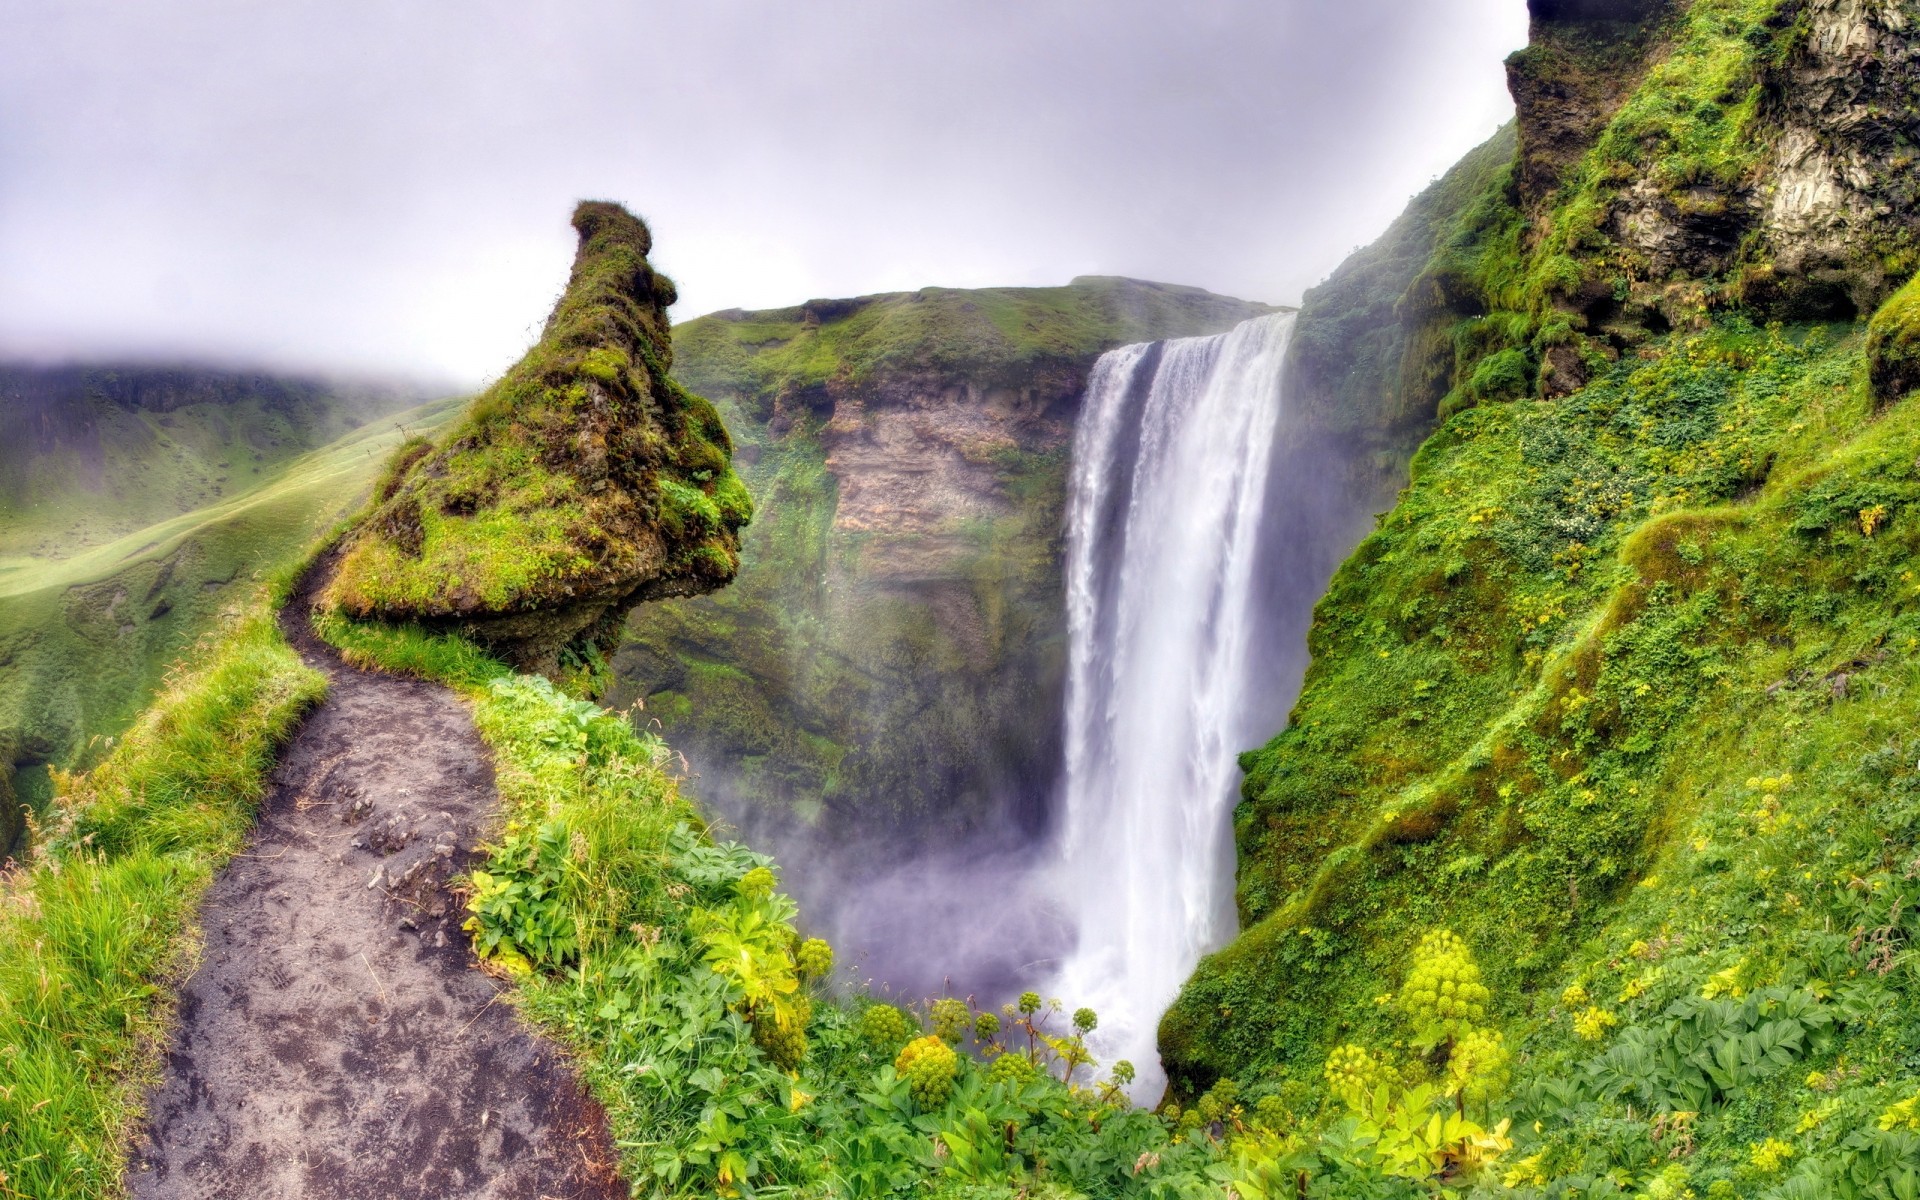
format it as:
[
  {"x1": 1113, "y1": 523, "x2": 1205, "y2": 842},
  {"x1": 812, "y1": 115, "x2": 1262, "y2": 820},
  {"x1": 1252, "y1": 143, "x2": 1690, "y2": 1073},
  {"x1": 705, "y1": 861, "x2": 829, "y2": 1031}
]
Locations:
[{"x1": 125, "y1": 562, "x2": 626, "y2": 1199}]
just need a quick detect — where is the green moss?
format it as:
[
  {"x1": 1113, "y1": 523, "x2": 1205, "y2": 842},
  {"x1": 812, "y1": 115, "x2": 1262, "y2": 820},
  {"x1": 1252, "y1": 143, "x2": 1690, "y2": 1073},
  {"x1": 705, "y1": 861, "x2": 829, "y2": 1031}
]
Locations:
[
  {"x1": 1168, "y1": 304, "x2": 1920, "y2": 1182},
  {"x1": 1867, "y1": 271, "x2": 1920, "y2": 406},
  {"x1": 327, "y1": 202, "x2": 751, "y2": 671},
  {"x1": 671, "y1": 276, "x2": 1276, "y2": 413}
]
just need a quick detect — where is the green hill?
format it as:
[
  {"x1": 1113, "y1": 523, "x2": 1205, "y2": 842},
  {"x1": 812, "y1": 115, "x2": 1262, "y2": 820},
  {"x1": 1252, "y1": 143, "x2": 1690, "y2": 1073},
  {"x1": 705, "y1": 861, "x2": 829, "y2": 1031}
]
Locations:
[
  {"x1": 0, "y1": 394, "x2": 461, "y2": 854},
  {"x1": 1156, "y1": 1, "x2": 1920, "y2": 1193}
]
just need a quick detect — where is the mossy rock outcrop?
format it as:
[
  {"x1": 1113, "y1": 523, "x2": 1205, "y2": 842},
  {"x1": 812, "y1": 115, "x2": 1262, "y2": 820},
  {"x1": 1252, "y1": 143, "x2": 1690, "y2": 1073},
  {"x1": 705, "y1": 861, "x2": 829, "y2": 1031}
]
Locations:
[
  {"x1": 1868, "y1": 271, "x2": 1920, "y2": 407},
  {"x1": 327, "y1": 202, "x2": 751, "y2": 674}
]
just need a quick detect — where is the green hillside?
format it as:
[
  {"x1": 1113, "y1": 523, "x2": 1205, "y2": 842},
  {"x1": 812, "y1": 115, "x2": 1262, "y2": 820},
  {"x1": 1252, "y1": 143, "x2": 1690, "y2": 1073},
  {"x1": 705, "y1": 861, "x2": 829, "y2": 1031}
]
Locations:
[
  {"x1": 1158, "y1": 1, "x2": 1920, "y2": 1193},
  {"x1": 0, "y1": 395, "x2": 462, "y2": 854},
  {"x1": 0, "y1": 364, "x2": 424, "y2": 557}
]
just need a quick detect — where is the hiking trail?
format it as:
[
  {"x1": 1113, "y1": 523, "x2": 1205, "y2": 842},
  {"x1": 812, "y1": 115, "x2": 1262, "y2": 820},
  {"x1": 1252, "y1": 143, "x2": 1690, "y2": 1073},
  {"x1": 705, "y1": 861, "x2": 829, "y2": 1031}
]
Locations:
[{"x1": 125, "y1": 561, "x2": 625, "y2": 1198}]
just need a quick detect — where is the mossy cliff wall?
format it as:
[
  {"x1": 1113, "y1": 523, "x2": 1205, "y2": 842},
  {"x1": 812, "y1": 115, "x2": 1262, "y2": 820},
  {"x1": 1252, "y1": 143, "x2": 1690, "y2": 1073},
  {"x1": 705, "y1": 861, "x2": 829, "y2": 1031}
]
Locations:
[
  {"x1": 612, "y1": 279, "x2": 1273, "y2": 841},
  {"x1": 1165, "y1": 1, "x2": 1920, "y2": 1187},
  {"x1": 326, "y1": 202, "x2": 750, "y2": 676}
]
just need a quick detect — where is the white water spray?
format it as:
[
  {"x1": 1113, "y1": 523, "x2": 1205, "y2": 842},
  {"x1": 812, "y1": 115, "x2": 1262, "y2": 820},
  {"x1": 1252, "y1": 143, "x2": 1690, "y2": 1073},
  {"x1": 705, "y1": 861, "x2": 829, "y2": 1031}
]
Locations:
[{"x1": 1050, "y1": 310, "x2": 1296, "y2": 1101}]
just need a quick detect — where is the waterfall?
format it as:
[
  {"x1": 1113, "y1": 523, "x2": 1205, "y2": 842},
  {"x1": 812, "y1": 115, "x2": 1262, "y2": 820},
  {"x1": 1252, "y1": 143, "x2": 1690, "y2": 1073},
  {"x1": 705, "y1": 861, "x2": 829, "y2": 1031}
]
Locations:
[{"x1": 1051, "y1": 310, "x2": 1297, "y2": 1101}]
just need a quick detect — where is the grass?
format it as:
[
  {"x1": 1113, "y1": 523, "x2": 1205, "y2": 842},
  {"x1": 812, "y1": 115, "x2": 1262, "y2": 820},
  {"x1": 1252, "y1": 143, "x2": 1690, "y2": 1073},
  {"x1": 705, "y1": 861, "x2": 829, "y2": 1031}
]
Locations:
[
  {"x1": 1165, "y1": 298, "x2": 1920, "y2": 1191},
  {"x1": 0, "y1": 364, "x2": 424, "y2": 558},
  {"x1": 0, "y1": 397, "x2": 463, "y2": 853},
  {"x1": 672, "y1": 275, "x2": 1275, "y2": 414},
  {"x1": 0, "y1": 576, "x2": 324, "y2": 1200}
]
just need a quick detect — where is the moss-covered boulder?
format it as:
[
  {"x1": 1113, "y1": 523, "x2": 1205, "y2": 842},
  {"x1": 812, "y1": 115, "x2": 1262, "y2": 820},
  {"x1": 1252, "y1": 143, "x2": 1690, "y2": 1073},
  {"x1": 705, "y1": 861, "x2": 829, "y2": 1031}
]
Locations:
[
  {"x1": 1868, "y1": 272, "x2": 1920, "y2": 407},
  {"x1": 326, "y1": 202, "x2": 751, "y2": 674}
]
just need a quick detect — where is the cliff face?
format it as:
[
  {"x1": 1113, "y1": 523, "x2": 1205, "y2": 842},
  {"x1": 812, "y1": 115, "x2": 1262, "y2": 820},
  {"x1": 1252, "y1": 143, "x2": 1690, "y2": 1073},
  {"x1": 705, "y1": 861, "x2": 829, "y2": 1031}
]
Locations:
[
  {"x1": 1165, "y1": 1, "x2": 1920, "y2": 1184},
  {"x1": 1502, "y1": 0, "x2": 1920, "y2": 396},
  {"x1": 612, "y1": 279, "x2": 1273, "y2": 842},
  {"x1": 326, "y1": 203, "x2": 750, "y2": 676}
]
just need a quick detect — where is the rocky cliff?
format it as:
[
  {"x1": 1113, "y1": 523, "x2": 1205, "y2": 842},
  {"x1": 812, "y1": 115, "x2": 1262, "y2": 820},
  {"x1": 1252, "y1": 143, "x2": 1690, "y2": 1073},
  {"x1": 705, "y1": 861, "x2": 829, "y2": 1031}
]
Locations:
[
  {"x1": 612, "y1": 278, "x2": 1274, "y2": 843},
  {"x1": 325, "y1": 202, "x2": 750, "y2": 676},
  {"x1": 1506, "y1": 0, "x2": 1920, "y2": 396}
]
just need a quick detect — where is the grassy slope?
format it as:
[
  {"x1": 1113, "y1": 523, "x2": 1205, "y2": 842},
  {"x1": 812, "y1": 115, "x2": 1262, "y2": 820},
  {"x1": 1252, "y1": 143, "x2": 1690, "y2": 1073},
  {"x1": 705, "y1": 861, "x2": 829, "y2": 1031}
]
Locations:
[
  {"x1": 618, "y1": 279, "x2": 1274, "y2": 833},
  {"x1": 0, "y1": 397, "x2": 462, "y2": 854},
  {"x1": 673, "y1": 276, "x2": 1277, "y2": 408},
  {"x1": 1163, "y1": 1, "x2": 1920, "y2": 1193},
  {"x1": 0, "y1": 579, "x2": 325, "y2": 1200},
  {"x1": 0, "y1": 366, "x2": 423, "y2": 557}
]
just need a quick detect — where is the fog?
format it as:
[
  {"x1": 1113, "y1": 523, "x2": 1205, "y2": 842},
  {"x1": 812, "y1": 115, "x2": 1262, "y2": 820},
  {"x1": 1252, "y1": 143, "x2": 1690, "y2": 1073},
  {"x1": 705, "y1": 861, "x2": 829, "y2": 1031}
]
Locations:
[{"x1": 1, "y1": 1, "x2": 1524, "y2": 382}]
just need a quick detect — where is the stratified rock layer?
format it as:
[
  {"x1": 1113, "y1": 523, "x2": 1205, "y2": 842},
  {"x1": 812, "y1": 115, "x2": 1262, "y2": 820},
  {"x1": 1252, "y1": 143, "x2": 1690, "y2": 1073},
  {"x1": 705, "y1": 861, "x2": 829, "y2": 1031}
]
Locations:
[{"x1": 326, "y1": 202, "x2": 750, "y2": 674}]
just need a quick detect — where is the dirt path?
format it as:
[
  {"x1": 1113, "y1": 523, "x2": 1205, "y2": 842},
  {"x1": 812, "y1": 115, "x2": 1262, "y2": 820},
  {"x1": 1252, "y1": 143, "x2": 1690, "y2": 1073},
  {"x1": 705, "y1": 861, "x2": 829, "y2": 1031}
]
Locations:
[{"x1": 125, "y1": 564, "x2": 625, "y2": 1199}]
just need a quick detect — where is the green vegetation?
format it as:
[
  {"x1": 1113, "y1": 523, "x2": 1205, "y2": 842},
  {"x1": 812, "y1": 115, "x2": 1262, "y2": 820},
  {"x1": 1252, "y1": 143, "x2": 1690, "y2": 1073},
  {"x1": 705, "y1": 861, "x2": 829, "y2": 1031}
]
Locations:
[
  {"x1": 0, "y1": 364, "x2": 423, "y2": 557},
  {"x1": 1868, "y1": 271, "x2": 1920, "y2": 406},
  {"x1": 326, "y1": 202, "x2": 750, "y2": 674},
  {"x1": 0, "y1": 396, "x2": 462, "y2": 855},
  {"x1": 311, "y1": 610, "x2": 1543, "y2": 1196},
  {"x1": 0, "y1": 577, "x2": 324, "y2": 1200},
  {"x1": 619, "y1": 278, "x2": 1272, "y2": 834},
  {"x1": 673, "y1": 276, "x2": 1275, "y2": 411},
  {"x1": 1167, "y1": 296, "x2": 1920, "y2": 1191}
]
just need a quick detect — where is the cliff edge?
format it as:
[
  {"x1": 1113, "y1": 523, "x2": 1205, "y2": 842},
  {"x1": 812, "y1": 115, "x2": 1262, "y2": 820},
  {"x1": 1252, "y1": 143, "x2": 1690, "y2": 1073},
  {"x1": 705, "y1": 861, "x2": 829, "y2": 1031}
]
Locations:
[{"x1": 325, "y1": 202, "x2": 751, "y2": 675}]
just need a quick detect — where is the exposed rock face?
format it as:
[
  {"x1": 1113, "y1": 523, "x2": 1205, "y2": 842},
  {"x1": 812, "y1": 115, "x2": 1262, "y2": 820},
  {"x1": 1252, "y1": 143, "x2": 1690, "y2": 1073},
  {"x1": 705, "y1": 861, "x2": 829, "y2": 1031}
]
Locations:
[
  {"x1": 1754, "y1": 0, "x2": 1920, "y2": 316},
  {"x1": 1505, "y1": 0, "x2": 1677, "y2": 212},
  {"x1": 326, "y1": 202, "x2": 750, "y2": 675},
  {"x1": 1507, "y1": 0, "x2": 1920, "y2": 366}
]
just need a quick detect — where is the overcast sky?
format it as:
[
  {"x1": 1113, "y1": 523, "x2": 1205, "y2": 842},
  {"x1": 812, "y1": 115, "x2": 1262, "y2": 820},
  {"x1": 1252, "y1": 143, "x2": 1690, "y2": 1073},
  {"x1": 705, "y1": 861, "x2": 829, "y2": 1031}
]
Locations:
[{"x1": 0, "y1": 1, "x2": 1527, "y2": 385}]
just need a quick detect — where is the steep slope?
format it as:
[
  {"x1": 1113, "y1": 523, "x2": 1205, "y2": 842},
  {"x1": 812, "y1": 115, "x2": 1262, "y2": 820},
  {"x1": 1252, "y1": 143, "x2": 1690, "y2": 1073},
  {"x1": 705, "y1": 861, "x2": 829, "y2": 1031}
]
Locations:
[
  {"x1": 326, "y1": 202, "x2": 750, "y2": 676},
  {"x1": 0, "y1": 363, "x2": 426, "y2": 556},
  {"x1": 612, "y1": 278, "x2": 1275, "y2": 842},
  {"x1": 0, "y1": 395, "x2": 462, "y2": 857},
  {"x1": 1164, "y1": 0, "x2": 1920, "y2": 1192}
]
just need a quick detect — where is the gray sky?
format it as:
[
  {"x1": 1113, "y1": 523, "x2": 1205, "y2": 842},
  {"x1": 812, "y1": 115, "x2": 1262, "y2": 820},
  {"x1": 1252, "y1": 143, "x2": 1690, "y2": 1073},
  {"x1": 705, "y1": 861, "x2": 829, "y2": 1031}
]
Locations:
[{"x1": 0, "y1": 1, "x2": 1526, "y2": 385}]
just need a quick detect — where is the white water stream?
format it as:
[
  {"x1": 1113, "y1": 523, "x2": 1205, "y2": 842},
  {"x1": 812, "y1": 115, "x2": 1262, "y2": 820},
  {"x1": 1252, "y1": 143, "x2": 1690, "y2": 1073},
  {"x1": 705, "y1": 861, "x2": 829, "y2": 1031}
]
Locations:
[{"x1": 1050, "y1": 310, "x2": 1296, "y2": 1100}]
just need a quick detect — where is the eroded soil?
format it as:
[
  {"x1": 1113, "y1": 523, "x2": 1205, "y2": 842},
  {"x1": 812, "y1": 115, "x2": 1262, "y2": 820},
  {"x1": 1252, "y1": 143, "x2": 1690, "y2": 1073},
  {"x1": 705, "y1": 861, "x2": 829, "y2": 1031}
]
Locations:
[{"x1": 126, "y1": 566, "x2": 624, "y2": 1198}]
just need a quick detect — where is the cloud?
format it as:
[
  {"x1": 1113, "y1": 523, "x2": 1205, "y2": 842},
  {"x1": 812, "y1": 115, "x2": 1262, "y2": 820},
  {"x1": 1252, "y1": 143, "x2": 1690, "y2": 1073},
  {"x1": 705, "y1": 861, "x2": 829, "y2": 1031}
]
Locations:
[{"x1": 0, "y1": 0, "x2": 1526, "y2": 383}]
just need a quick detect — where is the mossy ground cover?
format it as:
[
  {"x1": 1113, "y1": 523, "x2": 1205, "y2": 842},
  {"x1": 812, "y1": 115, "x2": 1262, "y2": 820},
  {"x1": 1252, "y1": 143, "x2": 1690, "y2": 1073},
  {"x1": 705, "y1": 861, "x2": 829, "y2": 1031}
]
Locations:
[
  {"x1": 1169, "y1": 299, "x2": 1920, "y2": 1193},
  {"x1": 0, "y1": 577, "x2": 324, "y2": 1200},
  {"x1": 0, "y1": 366, "x2": 422, "y2": 559},
  {"x1": 674, "y1": 276, "x2": 1275, "y2": 409}
]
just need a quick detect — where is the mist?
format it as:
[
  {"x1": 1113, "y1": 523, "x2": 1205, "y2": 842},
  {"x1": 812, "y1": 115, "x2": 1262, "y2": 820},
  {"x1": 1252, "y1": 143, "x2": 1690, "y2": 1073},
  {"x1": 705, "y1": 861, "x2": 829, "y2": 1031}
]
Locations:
[{"x1": 0, "y1": 1, "x2": 1524, "y2": 383}]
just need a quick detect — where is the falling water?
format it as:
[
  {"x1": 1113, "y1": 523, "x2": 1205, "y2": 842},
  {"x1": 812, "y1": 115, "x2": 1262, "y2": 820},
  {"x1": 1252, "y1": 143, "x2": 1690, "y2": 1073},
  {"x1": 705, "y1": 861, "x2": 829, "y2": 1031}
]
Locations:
[{"x1": 1050, "y1": 310, "x2": 1297, "y2": 1101}]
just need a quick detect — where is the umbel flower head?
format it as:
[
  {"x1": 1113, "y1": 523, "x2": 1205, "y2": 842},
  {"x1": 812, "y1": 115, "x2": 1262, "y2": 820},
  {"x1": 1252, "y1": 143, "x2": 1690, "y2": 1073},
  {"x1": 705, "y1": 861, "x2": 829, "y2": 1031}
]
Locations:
[
  {"x1": 1325, "y1": 1042, "x2": 1387, "y2": 1109},
  {"x1": 860, "y1": 1003, "x2": 913, "y2": 1052},
  {"x1": 896, "y1": 1036, "x2": 960, "y2": 1109},
  {"x1": 796, "y1": 937, "x2": 833, "y2": 979},
  {"x1": 1397, "y1": 929, "x2": 1490, "y2": 1045}
]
